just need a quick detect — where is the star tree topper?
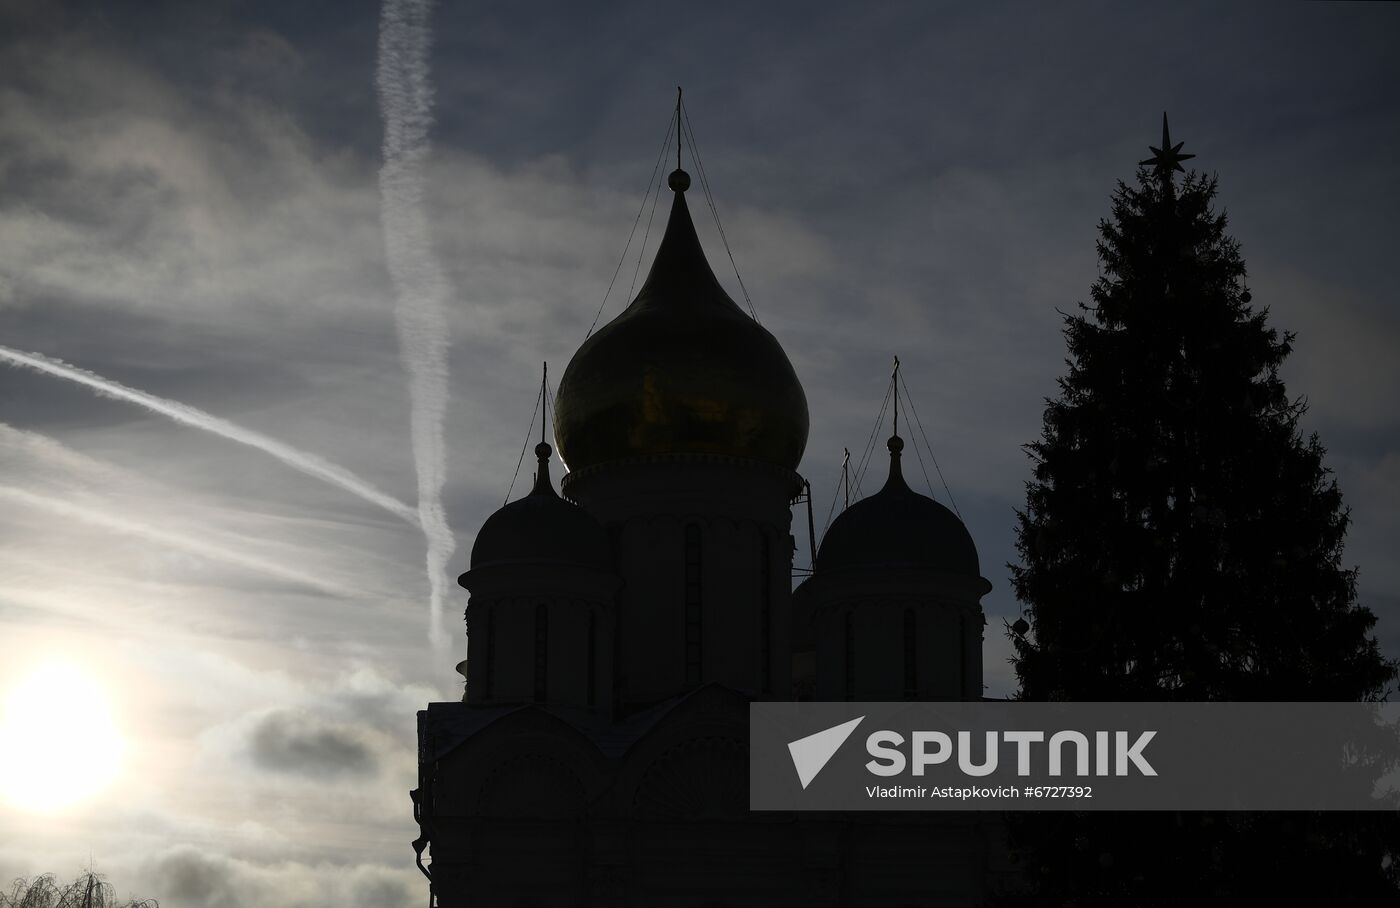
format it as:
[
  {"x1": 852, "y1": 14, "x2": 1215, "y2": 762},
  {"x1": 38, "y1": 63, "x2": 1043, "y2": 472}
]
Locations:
[{"x1": 1140, "y1": 112, "x2": 1195, "y2": 182}]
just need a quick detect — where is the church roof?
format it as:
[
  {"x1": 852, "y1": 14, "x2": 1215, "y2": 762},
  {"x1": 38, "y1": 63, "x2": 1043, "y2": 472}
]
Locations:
[
  {"x1": 552, "y1": 168, "x2": 809, "y2": 472},
  {"x1": 815, "y1": 435, "x2": 981, "y2": 576},
  {"x1": 468, "y1": 442, "x2": 610, "y2": 570}
]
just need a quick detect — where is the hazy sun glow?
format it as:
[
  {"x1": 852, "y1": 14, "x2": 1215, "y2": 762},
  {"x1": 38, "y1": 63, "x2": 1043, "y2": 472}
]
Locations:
[{"x1": 0, "y1": 662, "x2": 126, "y2": 812}]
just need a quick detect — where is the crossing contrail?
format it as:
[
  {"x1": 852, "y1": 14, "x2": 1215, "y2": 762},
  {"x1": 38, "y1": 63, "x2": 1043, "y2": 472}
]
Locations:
[
  {"x1": 377, "y1": 0, "x2": 456, "y2": 652},
  {"x1": 0, "y1": 346, "x2": 419, "y2": 526}
]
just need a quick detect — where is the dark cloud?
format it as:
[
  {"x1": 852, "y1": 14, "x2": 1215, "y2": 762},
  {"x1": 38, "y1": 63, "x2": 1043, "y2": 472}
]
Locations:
[
  {"x1": 151, "y1": 847, "x2": 238, "y2": 908},
  {"x1": 247, "y1": 709, "x2": 377, "y2": 778},
  {"x1": 144, "y1": 846, "x2": 419, "y2": 908}
]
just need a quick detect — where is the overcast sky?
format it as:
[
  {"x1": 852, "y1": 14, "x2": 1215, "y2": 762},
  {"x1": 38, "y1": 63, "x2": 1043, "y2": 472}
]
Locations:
[{"x1": 1, "y1": 2, "x2": 1397, "y2": 905}]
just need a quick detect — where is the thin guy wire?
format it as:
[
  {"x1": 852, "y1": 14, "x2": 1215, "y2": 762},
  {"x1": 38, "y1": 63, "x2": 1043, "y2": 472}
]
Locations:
[
  {"x1": 545, "y1": 380, "x2": 557, "y2": 449},
  {"x1": 852, "y1": 380, "x2": 893, "y2": 499},
  {"x1": 504, "y1": 380, "x2": 544, "y2": 505},
  {"x1": 585, "y1": 111, "x2": 677, "y2": 340},
  {"x1": 900, "y1": 395, "x2": 939, "y2": 504},
  {"x1": 627, "y1": 128, "x2": 672, "y2": 302},
  {"x1": 819, "y1": 456, "x2": 846, "y2": 541},
  {"x1": 899, "y1": 370, "x2": 962, "y2": 519},
  {"x1": 680, "y1": 109, "x2": 755, "y2": 320},
  {"x1": 679, "y1": 103, "x2": 759, "y2": 321},
  {"x1": 851, "y1": 378, "x2": 894, "y2": 500}
]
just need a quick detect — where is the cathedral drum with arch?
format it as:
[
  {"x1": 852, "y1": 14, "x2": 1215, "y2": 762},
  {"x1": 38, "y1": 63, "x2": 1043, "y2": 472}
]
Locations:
[{"x1": 413, "y1": 158, "x2": 1013, "y2": 906}]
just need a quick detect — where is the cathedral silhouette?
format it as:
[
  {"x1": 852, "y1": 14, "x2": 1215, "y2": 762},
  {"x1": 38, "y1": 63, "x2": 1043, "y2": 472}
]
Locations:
[{"x1": 413, "y1": 152, "x2": 1010, "y2": 905}]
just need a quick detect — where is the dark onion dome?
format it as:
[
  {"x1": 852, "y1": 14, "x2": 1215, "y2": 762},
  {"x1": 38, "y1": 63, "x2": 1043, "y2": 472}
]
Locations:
[
  {"x1": 468, "y1": 443, "x2": 609, "y2": 570},
  {"x1": 816, "y1": 435, "x2": 980, "y2": 576},
  {"x1": 553, "y1": 168, "x2": 809, "y2": 472}
]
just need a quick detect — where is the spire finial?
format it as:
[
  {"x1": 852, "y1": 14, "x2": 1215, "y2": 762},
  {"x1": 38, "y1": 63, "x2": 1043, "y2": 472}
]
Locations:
[
  {"x1": 531, "y1": 438, "x2": 554, "y2": 496},
  {"x1": 886, "y1": 356, "x2": 905, "y2": 476},
  {"x1": 668, "y1": 87, "x2": 691, "y2": 193},
  {"x1": 842, "y1": 447, "x2": 851, "y2": 509},
  {"x1": 531, "y1": 361, "x2": 555, "y2": 496},
  {"x1": 891, "y1": 355, "x2": 901, "y2": 440},
  {"x1": 886, "y1": 430, "x2": 905, "y2": 483},
  {"x1": 1139, "y1": 111, "x2": 1195, "y2": 184}
]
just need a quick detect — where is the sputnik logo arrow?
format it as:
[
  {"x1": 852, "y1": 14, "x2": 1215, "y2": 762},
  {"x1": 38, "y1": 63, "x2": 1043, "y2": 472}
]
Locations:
[{"x1": 787, "y1": 716, "x2": 865, "y2": 789}]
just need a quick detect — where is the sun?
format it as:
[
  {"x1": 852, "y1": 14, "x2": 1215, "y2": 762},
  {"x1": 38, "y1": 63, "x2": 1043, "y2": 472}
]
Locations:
[{"x1": 0, "y1": 662, "x2": 126, "y2": 813}]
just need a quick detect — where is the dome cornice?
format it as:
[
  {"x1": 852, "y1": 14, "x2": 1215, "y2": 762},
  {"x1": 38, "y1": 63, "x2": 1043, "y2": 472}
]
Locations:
[{"x1": 559, "y1": 450, "x2": 805, "y2": 501}]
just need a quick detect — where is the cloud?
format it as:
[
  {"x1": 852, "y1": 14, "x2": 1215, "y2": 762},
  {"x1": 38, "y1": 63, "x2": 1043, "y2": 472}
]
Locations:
[
  {"x1": 327, "y1": 665, "x2": 442, "y2": 737},
  {"x1": 190, "y1": 664, "x2": 438, "y2": 796},
  {"x1": 0, "y1": 5, "x2": 1397, "y2": 906},
  {"x1": 1254, "y1": 265, "x2": 1400, "y2": 434},
  {"x1": 0, "y1": 421, "x2": 410, "y2": 611},
  {"x1": 0, "y1": 485, "x2": 360, "y2": 599},
  {"x1": 247, "y1": 709, "x2": 378, "y2": 779},
  {"x1": 151, "y1": 847, "x2": 238, "y2": 908},
  {"x1": 229, "y1": 665, "x2": 440, "y2": 783},
  {"x1": 144, "y1": 846, "x2": 419, "y2": 908}
]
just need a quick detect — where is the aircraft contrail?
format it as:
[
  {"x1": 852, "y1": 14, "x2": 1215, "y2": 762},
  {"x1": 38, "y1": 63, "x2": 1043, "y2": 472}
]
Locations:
[
  {"x1": 0, "y1": 486, "x2": 362, "y2": 600},
  {"x1": 377, "y1": 0, "x2": 457, "y2": 652},
  {"x1": 0, "y1": 346, "x2": 419, "y2": 526}
]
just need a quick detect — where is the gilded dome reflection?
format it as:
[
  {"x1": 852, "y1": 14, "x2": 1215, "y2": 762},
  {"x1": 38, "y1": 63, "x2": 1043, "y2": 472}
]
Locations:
[{"x1": 554, "y1": 172, "x2": 809, "y2": 472}]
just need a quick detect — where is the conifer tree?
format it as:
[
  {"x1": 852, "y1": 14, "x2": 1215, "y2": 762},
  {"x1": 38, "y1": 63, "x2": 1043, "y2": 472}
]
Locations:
[
  {"x1": 1011, "y1": 117, "x2": 1391, "y2": 703},
  {"x1": 1003, "y1": 117, "x2": 1399, "y2": 905}
]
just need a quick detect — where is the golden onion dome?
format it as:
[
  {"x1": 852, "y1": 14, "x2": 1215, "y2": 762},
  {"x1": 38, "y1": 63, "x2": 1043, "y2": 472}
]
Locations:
[{"x1": 554, "y1": 169, "x2": 809, "y2": 472}]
